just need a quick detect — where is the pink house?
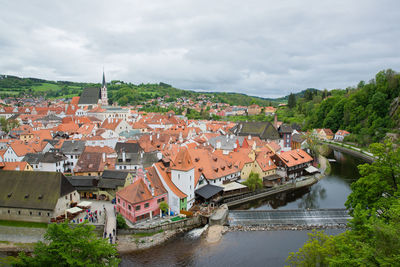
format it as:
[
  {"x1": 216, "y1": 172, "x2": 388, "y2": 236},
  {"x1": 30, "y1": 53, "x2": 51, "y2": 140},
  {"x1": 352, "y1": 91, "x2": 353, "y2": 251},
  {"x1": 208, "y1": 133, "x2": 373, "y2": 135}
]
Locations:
[{"x1": 116, "y1": 167, "x2": 168, "y2": 223}]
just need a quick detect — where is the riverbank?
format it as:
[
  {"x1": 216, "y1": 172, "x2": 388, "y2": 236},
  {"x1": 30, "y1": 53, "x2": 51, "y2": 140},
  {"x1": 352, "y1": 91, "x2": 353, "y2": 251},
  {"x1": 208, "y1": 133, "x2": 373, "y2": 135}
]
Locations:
[
  {"x1": 117, "y1": 229, "x2": 180, "y2": 253},
  {"x1": 323, "y1": 141, "x2": 375, "y2": 163}
]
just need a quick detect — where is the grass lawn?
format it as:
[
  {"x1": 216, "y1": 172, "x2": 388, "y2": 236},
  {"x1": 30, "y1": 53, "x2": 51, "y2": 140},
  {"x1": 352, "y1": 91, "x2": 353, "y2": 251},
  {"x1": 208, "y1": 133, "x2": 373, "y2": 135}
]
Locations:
[
  {"x1": 0, "y1": 220, "x2": 48, "y2": 228},
  {"x1": 132, "y1": 229, "x2": 163, "y2": 238},
  {"x1": 170, "y1": 216, "x2": 185, "y2": 222},
  {"x1": 32, "y1": 83, "x2": 60, "y2": 91}
]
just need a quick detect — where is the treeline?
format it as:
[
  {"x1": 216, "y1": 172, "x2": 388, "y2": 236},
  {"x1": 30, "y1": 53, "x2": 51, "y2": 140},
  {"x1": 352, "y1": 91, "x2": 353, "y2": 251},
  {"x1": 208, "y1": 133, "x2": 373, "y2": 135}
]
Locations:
[
  {"x1": 281, "y1": 69, "x2": 400, "y2": 145},
  {"x1": 0, "y1": 74, "x2": 280, "y2": 106}
]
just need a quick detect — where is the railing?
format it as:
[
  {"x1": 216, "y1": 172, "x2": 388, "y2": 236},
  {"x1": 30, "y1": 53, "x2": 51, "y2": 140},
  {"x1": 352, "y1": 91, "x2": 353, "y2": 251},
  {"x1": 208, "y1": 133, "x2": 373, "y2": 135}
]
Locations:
[{"x1": 223, "y1": 184, "x2": 295, "y2": 204}]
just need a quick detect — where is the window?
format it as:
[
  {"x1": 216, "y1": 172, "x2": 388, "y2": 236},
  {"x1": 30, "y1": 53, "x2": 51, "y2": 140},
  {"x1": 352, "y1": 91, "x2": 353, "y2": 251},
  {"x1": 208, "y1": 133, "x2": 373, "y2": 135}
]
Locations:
[
  {"x1": 8, "y1": 210, "x2": 10, "y2": 214},
  {"x1": 30, "y1": 211, "x2": 32, "y2": 215},
  {"x1": 47, "y1": 213, "x2": 50, "y2": 216},
  {"x1": 38, "y1": 212, "x2": 41, "y2": 216},
  {"x1": 135, "y1": 205, "x2": 141, "y2": 211},
  {"x1": 123, "y1": 202, "x2": 125, "y2": 207},
  {"x1": 128, "y1": 205, "x2": 131, "y2": 211},
  {"x1": 144, "y1": 203, "x2": 149, "y2": 208},
  {"x1": 18, "y1": 211, "x2": 21, "y2": 215},
  {"x1": 178, "y1": 174, "x2": 180, "y2": 179},
  {"x1": 117, "y1": 198, "x2": 120, "y2": 203}
]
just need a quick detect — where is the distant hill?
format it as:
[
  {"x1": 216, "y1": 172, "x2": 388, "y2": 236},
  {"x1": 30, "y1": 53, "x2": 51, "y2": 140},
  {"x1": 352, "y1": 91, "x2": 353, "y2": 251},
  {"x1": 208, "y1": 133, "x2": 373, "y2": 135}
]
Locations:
[{"x1": 0, "y1": 74, "x2": 288, "y2": 106}]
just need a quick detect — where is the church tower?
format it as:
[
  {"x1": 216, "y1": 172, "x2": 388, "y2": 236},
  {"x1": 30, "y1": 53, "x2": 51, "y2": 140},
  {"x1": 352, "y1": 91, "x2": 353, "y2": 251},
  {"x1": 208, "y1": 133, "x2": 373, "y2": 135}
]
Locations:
[{"x1": 100, "y1": 70, "x2": 108, "y2": 106}]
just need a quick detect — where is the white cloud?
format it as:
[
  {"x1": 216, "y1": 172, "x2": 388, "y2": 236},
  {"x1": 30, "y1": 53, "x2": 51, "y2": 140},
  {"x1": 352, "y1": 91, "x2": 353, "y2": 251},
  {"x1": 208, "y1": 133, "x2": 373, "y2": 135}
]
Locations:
[{"x1": 0, "y1": 0, "x2": 399, "y2": 97}]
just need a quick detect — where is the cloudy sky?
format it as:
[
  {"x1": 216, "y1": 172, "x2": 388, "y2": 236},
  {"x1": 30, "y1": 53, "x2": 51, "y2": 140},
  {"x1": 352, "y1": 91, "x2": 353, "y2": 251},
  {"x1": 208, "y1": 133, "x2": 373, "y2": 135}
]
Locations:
[{"x1": 1, "y1": 0, "x2": 399, "y2": 98}]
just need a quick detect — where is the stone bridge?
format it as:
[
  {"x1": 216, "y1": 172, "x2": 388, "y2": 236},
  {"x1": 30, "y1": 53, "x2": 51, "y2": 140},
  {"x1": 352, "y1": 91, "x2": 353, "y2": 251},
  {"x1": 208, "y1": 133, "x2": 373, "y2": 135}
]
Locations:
[{"x1": 228, "y1": 209, "x2": 351, "y2": 227}]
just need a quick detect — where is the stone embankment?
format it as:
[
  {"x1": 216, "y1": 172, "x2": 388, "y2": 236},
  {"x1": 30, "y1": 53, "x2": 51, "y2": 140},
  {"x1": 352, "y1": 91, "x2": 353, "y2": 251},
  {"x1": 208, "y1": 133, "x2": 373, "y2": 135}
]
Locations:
[
  {"x1": 117, "y1": 229, "x2": 186, "y2": 253},
  {"x1": 323, "y1": 141, "x2": 375, "y2": 163}
]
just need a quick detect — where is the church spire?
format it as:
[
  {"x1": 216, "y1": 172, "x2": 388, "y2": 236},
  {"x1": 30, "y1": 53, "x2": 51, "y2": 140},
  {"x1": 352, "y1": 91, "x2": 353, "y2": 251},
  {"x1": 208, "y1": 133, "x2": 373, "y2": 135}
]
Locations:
[
  {"x1": 102, "y1": 69, "x2": 106, "y2": 87},
  {"x1": 100, "y1": 69, "x2": 108, "y2": 106}
]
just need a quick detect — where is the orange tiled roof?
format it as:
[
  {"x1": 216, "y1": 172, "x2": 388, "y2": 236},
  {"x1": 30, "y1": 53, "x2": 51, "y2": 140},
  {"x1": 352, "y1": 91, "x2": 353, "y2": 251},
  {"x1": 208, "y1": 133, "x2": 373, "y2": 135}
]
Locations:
[
  {"x1": 275, "y1": 149, "x2": 313, "y2": 167},
  {"x1": 171, "y1": 147, "x2": 194, "y2": 171},
  {"x1": 71, "y1": 96, "x2": 80, "y2": 105},
  {"x1": 117, "y1": 178, "x2": 153, "y2": 204},
  {"x1": 2, "y1": 161, "x2": 29, "y2": 171},
  {"x1": 188, "y1": 148, "x2": 238, "y2": 182},
  {"x1": 154, "y1": 162, "x2": 187, "y2": 198}
]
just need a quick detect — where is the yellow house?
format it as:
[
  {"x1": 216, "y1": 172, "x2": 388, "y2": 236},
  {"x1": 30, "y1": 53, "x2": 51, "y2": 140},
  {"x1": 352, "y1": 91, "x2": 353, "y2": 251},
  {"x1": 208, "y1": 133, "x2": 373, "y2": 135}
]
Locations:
[{"x1": 253, "y1": 157, "x2": 277, "y2": 178}]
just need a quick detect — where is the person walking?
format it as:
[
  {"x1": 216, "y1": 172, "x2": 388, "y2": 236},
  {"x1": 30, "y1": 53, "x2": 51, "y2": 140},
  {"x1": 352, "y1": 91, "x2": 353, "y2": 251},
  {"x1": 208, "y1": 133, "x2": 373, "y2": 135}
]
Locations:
[
  {"x1": 113, "y1": 228, "x2": 116, "y2": 236},
  {"x1": 104, "y1": 231, "x2": 107, "y2": 238}
]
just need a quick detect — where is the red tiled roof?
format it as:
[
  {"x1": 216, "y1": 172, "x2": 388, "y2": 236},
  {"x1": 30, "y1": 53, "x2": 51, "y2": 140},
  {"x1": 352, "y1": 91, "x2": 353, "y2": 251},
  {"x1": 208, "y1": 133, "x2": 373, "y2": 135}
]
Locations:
[
  {"x1": 276, "y1": 149, "x2": 313, "y2": 167},
  {"x1": 154, "y1": 162, "x2": 187, "y2": 198},
  {"x1": 117, "y1": 178, "x2": 153, "y2": 204},
  {"x1": 171, "y1": 148, "x2": 194, "y2": 171}
]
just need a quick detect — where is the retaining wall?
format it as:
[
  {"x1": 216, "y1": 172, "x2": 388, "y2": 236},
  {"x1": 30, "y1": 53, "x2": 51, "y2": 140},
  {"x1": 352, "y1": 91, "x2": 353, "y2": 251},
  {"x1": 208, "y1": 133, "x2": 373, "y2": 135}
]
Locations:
[
  {"x1": 118, "y1": 216, "x2": 203, "y2": 235},
  {"x1": 324, "y1": 142, "x2": 375, "y2": 163}
]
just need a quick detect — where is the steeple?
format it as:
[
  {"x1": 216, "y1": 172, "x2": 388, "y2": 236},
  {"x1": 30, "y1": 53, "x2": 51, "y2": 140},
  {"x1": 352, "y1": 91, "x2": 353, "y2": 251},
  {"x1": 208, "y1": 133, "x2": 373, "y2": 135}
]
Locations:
[
  {"x1": 100, "y1": 69, "x2": 108, "y2": 106},
  {"x1": 102, "y1": 70, "x2": 106, "y2": 87}
]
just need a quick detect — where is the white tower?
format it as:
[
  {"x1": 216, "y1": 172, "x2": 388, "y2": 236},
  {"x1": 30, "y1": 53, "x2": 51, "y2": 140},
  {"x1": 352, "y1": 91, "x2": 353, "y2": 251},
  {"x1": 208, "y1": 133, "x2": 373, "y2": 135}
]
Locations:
[{"x1": 101, "y1": 70, "x2": 108, "y2": 106}]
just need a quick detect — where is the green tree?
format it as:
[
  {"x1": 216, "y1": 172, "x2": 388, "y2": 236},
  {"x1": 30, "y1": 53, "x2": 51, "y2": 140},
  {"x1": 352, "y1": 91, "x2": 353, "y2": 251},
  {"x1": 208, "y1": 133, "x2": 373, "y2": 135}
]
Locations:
[
  {"x1": 287, "y1": 140, "x2": 400, "y2": 266},
  {"x1": 116, "y1": 213, "x2": 128, "y2": 229},
  {"x1": 159, "y1": 202, "x2": 169, "y2": 214},
  {"x1": 243, "y1": 172, "x2": 263, "y2": 191},
  {"x1": 288, "y1": 93, "x2": 296, "y2": 109},
  {"x1": 0, "y1": 117, "x2": 20, "y2": 133},
  {"x1": 346, "y1": 140, "x2": 400, "y2": 213},
  {"x1": 5, "y1": 222, "x2": 120, "y2": 266},
  {"x1": 286, "y1": 230, "x2": 337, "y2": 266}
]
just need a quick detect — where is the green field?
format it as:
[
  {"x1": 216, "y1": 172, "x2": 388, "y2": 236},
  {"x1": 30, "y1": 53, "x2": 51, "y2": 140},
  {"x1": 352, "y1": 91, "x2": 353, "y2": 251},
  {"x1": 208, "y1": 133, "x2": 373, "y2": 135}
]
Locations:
[
  {"x1": 31, "y1": 83, "x2": 60, "y2": 91},
  {"x1": 0, "y1": 220, "x2": 48, "y2": 228}
]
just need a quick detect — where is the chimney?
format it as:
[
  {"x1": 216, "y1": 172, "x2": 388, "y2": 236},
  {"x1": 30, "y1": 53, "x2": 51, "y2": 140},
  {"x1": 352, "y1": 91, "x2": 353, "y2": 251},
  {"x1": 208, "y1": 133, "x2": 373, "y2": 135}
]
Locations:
[
  {"x1": 102, "y1": 153, "x2": 105, "y2": 162},
  {"x1": 151, "y1": 187, "x2": 154, "y2": 196},
  {"x1": 216, "y1": 141, "x2": 221, "y2": 149},
  {"x1": 150, "y1": 135, "x2": 152, "y2": 141},
  {"x1": 269, "y1": 160, "x2": 271, "y2": 166},
  {"x1": 122, "y1": 150, "x2": 126, "y2": 162},
  {"x1": 274, "y1": 114, "x2": 278, "y2": 129},
  {"x1": 157, "y1": 133, "x2": 160, "y2": 139}
]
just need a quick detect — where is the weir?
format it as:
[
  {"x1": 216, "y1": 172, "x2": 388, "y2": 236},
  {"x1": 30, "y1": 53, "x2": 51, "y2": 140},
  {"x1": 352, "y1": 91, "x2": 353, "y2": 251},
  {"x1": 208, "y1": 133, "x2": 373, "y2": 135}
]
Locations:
[{"x1": 228, "y1": 209, "x2": 351, "y2": 227}]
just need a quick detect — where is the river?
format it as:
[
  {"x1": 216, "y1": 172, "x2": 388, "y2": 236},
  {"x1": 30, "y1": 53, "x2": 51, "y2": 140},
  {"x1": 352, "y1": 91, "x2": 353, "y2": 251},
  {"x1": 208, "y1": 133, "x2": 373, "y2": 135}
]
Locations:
[{"x1": 121, "y1": 150, "x2": 366, "y2": 266}]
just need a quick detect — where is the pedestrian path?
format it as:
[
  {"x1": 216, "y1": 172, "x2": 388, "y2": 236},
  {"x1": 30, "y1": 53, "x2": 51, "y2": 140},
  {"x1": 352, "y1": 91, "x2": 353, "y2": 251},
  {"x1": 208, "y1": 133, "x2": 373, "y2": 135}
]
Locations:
[{"x1": 103, "y1": 203, "x2": 117, "y2": 244}]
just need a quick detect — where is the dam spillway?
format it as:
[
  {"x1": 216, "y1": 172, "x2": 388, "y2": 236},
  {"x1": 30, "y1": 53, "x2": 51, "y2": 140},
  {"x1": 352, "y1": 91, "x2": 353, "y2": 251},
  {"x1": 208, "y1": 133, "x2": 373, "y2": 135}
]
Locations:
[{"x1": 228, "y1": 209, "x2": 351, "y2": 227}]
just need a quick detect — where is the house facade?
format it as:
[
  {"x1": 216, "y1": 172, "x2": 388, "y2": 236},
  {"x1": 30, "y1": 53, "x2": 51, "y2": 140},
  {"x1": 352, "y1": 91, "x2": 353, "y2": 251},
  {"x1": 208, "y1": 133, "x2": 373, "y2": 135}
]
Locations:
[
  {"x1": 0, "y1": 171, "x2": 79, "y2": 223},
  {"x1": 334, "y1": 130, "x2": 350, "y2": 142},
  {"x1": 116, "y1": 167, "x2": 167, "y2": 223}
]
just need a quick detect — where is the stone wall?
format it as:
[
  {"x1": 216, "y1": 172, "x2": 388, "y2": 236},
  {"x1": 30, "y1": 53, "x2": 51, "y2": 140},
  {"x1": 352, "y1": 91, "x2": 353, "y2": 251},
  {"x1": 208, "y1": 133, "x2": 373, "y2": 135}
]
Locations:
[
  {"x1": 0, "y1": 207, "x2": 52, "y2": 223},
  {"x1": 118, "y1": 216, "x2": 203, "y2": 235}
]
